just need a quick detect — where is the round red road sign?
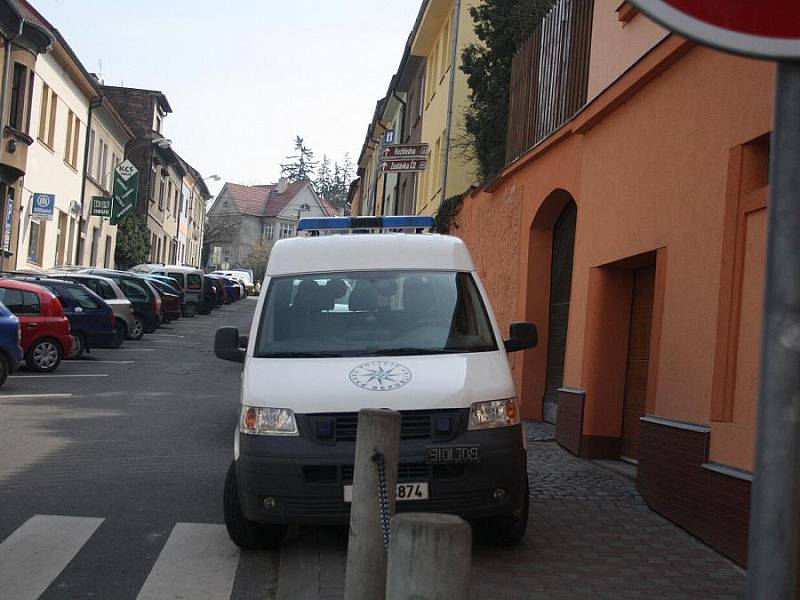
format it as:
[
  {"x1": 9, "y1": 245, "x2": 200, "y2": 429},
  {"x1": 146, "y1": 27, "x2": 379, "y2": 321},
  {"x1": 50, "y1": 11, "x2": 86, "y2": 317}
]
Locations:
[{"x1": 629, "y1": 0, "x2": 800, "y2": 60}]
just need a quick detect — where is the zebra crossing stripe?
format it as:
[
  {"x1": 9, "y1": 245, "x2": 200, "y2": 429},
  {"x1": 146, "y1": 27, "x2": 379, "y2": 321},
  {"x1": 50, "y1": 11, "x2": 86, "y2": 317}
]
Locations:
[
  {"x1": 136, "y1": 523, "x2": 240, "y2": 600},
  {"x1": 0, "y1": 514, "x2": 104, "y2": 600}
]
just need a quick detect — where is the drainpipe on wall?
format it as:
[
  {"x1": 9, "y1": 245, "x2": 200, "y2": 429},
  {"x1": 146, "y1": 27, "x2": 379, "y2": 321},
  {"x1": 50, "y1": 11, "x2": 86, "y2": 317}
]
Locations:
[
  {"x1": 439, "y1": 0, "x2": 461, "y2": 209},
  {"x1": 392, "y1": 92, "x2": 407, "y2": 215},
  {"x1": 75, "y1": 96, "x2": 101, "y2": 266},
  {"x1": 0, "y1": 19, "x2": 23, "y2": 272}
]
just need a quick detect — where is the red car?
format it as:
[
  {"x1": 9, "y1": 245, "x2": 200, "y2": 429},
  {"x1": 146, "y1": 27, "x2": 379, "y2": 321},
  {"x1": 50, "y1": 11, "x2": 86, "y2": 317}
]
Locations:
[{"x1": 0, "y1": 279, "x2": 73, "y2": 372}]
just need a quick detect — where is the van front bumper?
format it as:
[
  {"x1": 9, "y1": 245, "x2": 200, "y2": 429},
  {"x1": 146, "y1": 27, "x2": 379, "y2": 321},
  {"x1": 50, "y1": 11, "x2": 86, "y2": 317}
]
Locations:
[{"x1": 235, "y1": 423, "x2": 528, "y2": 526}]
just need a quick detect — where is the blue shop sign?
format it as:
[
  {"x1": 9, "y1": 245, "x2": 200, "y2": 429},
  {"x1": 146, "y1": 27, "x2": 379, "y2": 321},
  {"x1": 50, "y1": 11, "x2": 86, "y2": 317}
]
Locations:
[{"x1": 31, "y1": 193, "x2": 55, "y2": 221}]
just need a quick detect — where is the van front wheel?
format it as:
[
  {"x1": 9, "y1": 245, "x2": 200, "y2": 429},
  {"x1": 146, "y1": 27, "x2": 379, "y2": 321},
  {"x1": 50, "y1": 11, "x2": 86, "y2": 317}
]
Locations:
[
  {"x1": 476, "y1": 473, "x2": 530, "y2": 546},
  {"x1": 223, "y1": 461, "x2": 286, "y2": 550}
]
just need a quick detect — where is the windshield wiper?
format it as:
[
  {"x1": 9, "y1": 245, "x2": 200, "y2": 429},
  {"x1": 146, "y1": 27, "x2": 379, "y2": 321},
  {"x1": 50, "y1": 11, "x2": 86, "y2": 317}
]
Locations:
[
  {"x1": 256, "y1": 351, "x2": 343, "y2": 358},
  {"x1": 361, "y1": 347, "x2": 459, "y2": 356}
]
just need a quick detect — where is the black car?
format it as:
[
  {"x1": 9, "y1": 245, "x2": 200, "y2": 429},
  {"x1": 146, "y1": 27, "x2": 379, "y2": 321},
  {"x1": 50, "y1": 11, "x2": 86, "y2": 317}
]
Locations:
[{"x1": 81, "y1": 269, "x2": 162, "y2": 335}]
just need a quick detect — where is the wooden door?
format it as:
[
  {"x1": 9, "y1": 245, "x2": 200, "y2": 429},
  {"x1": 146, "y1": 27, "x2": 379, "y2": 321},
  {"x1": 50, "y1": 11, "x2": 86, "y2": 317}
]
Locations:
[
  {"x1": 542, "y1": 200, "x2": 576, "y2": 423},
  {"x1": 621, "y1": 265, "x2": 656, "y2": 460}
]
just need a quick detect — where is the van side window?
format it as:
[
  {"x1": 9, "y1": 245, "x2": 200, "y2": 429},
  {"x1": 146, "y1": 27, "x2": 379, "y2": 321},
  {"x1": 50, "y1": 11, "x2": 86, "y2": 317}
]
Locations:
[
  {"x1": 167, "y1": 272, "x2": 186, "y2": 288},
  {"x1": 187, "y1": 274, "x2": 202, "y2": 290}
]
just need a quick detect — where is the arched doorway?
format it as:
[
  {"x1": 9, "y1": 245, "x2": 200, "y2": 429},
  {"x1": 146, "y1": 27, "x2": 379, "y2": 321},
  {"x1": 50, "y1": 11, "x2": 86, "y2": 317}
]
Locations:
[{"x1": 542, "y1": 200, "x2": 576, "y2": 423}]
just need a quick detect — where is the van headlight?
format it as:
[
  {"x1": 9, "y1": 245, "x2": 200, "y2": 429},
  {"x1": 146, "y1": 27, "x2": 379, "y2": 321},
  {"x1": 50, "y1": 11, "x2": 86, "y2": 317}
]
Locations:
[
  {"x1": 240, "y1": 406, "x2": 299, "y2": 436},
  {"x1": 468, "y1": 398, "x2": 520, "y2": 430}
]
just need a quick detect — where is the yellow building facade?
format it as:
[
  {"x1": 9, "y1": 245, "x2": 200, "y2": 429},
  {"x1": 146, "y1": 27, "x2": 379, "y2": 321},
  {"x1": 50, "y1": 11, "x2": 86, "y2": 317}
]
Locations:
[{"x1": 412, "y1": 0, "x2": 479, "y2": 216}]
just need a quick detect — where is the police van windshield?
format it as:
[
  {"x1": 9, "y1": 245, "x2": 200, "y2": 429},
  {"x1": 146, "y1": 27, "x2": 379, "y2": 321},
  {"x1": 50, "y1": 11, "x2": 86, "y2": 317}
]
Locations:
[{"x1": 254, "y1": 270, "x2": 497, "y2": 357}]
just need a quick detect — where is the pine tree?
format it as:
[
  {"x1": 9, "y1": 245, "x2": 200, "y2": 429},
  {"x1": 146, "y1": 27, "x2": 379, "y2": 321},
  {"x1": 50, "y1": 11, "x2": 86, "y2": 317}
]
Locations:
[
  {"x1": 114, "y1": 213, "x2": 150, "y2": 270},
  {"x1": 315, "y1": 155, "x2": 334, "y2": 201},
  {"x1": 280, "y1": 135, "x2": 318, "y2": 182}
]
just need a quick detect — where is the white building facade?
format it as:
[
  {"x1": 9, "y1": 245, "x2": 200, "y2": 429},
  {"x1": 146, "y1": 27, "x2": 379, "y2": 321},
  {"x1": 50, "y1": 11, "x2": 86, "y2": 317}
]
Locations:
[
  {"x1": 78, "y1": 99, "x2": 132, "y2": 268},
  {"x1": 16, "y1": 46, "x2": 91, "y2": 269}
]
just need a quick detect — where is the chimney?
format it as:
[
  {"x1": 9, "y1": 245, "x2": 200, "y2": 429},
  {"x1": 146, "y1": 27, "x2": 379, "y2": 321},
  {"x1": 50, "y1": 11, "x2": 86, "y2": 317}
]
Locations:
[{"x1": 277, "y1": 177, "x2": 289, "y2": 194}]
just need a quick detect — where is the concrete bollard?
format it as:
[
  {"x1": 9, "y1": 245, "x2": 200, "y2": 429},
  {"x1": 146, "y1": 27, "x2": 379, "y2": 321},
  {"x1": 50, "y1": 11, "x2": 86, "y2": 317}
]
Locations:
[
  {"x1": 344, "y1": 408, "x2": 401, "y2": 600},
  {"x1": 386, "y1": 513, "x2": 472, "y2": 600}
]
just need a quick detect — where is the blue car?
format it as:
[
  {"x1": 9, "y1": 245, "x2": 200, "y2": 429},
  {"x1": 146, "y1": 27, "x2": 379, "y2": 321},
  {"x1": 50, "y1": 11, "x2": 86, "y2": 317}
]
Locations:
[
  {"x1": 18, "y1": 278, "x2": 115, "y2": 358},
  {"x1": 0, "y1": 300, "x2": 22, "y2": 387}
]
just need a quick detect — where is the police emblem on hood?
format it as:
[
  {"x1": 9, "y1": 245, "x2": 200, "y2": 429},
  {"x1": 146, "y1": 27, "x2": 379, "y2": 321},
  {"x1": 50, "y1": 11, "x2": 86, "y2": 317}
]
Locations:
[{"x1": 349, "y1": 361, "x2": 412, "y2": 391}]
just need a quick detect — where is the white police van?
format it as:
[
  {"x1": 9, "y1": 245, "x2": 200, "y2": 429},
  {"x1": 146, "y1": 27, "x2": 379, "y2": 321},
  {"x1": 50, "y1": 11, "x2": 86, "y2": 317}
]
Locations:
[{"x1": 215, "y1": 216, "x2": 538, "y2": 549}]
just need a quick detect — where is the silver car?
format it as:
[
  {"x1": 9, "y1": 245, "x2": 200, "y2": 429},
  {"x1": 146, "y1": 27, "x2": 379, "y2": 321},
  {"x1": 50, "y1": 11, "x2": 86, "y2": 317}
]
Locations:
[{"x1": 48, "y1": 272, "x2": 140, "y2": 343}]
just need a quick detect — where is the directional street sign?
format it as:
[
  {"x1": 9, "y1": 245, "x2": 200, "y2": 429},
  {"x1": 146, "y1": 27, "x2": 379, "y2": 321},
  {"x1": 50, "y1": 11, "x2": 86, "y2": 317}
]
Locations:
[
  {"x1": 90, "y1": 196, "x2": 113, "y2": 218},
  {"x1": 382, "y1": 143, "x2": 429, "y2": 161},
  {"x1": 110, "y1": 161, "x2": 139, "y2": 225},
  {"x1": 380, "y1": 159, "x2": 427, "y2": 173}
]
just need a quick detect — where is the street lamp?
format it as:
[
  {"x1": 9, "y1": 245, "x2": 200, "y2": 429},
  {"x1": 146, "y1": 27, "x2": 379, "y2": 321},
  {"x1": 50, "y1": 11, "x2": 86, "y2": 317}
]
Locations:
[{"x1": 204, "y1": 174, "x2": 221, "y2": 182}]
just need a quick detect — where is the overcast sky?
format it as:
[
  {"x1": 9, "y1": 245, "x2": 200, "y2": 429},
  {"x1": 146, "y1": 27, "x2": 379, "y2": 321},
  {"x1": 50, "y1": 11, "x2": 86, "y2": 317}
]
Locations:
[{"x1": 32, "y1": 0, "x2": 421, "y2": 197}]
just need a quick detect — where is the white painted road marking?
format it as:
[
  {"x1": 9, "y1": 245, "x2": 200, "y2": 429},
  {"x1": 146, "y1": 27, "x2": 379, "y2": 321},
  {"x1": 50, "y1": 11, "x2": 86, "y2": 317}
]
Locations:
[
  {"x1": 9, "y1": 374, "x2": 109, "y2": 378},
  {"x1": 67, "y1": 360, "x2": 135, "y2": 364},
  {"x1": 0, "y1": 514, "x2": 104, "y2": 600},
  {"x1": 0, "y1": 393, "x2": 73, "y2": 399},
  {"x1": 136, "y1": 523, "x2": 239, "y2": 600},
  {"x1": 113, "y1": 348, "x2": 155, "y2": 351}
]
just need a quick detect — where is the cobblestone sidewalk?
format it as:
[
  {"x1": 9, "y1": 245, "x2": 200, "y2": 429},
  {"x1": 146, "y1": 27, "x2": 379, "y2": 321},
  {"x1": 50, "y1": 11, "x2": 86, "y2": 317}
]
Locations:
[
  {"x1": 276, "y1": 422, "x2": 746, "y2": 599},
  {"x1": 467, "y1": 422, "x2": 745, "y2": 599}
]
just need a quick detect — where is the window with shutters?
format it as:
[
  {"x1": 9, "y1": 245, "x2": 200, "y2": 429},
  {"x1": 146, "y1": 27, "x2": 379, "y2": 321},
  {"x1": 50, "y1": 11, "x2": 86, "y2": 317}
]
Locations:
[{"x1": 38, "y1": 84, "x2": 57, "y2": 149}]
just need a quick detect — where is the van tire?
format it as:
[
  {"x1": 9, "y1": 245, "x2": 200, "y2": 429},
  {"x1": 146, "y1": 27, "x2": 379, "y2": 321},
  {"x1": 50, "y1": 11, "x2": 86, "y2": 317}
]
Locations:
[
  {"x1": 224, "y1": 461, "x2": 286, "y2": 550},
  {"x1": 183, "y1": 302, "x2": 198, "y2": 318},
  {"x1": 128, "y1": 315, "x2": 145, "y2": 340},
  {"x1": 477, "y1": 473, "x2": 530, "y2": 546}
]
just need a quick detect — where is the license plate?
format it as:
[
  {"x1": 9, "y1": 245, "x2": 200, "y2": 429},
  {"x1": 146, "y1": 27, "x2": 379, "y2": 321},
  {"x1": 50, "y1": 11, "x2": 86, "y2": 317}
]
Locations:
[
  {"x1": 343, "y1": 482, "x2": 429, "y2": 503},
  {"x1": 425, "y1": 445, "x2": 480, "y2": 464}
]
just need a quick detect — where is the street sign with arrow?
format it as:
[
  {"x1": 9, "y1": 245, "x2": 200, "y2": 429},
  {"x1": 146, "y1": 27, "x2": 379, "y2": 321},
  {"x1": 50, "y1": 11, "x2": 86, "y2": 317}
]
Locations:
[{"x1": 110, "y1": 160, "x2": 139, "y2": 225}]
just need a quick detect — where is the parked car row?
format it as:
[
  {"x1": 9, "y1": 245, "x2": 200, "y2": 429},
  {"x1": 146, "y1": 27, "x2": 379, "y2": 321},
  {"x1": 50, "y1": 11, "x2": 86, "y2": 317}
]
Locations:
[{"x1": 0, "y1": 264, "x2": 249, "y2": 385}]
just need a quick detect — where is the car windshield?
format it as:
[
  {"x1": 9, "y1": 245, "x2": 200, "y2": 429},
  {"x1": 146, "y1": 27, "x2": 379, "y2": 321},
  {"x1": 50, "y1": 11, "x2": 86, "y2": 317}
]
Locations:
[{"x1": 254, "y1": 270, "x2": 497, "y2": 358}]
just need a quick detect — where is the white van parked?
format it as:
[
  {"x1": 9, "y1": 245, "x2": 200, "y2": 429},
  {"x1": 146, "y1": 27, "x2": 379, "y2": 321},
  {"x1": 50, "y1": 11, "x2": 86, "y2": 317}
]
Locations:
[{"x1": 215, "y1": 216, "x2": 538, "y2": 549}]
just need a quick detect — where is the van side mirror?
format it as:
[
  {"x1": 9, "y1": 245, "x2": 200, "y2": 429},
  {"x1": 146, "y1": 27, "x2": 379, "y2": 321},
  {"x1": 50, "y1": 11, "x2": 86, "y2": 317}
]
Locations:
[
  {"x1": 504, "y1": 321, "x2": 538, "y2": 353},
  {"x1": 215, "y1": 327, "x2": 246, "y2": 363}
]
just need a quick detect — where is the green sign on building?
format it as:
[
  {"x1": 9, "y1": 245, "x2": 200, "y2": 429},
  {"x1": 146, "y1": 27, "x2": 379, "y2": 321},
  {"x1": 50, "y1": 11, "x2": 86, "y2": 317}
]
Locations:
[
  {"x1": 110, "y1": 159, "x2": 139, "y2": 225},
  {"x1": 90, "y1": 196, "x2": 113, "y2": 218}
]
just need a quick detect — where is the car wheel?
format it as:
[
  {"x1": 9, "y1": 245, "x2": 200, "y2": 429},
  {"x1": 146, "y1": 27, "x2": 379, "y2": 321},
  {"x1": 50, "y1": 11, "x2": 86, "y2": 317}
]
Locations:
[
  {"x1": 25, "y1": 338, "x2": 62, "y2": 372},
  {"x1": 0, "y1": 353, "x2": 8, "y2": 388},
  {"x1": 110, "y1": 319, "x2": 127, "y2": 349},
  {"x1": 67, "y1": 334, "x2": 85, "y2": 359},
  {"x1": 477, "y1": 473, "x2": 530, "y2": 546},
  {"x1": 183, "y1": 302, "x2": 198, "y2": 318},
  {"x1": 128, "y1": 315, "x2": 145, "y2": 340},
  {"x1": 223, "y1": 461, "x2": 286, "y2": 550}
]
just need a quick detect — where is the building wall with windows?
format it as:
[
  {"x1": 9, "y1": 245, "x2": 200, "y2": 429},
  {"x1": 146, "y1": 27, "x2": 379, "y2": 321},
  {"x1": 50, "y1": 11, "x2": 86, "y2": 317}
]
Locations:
[
  {"x1": 79, "y1": 100, "x2": 131, "y2": 268},
  {"x1": 16, "y1": 47, "x2": 93, "y2": 270},
  {"x1": 411, "y1": 0, "x2": 479, "y2": 216},
  {"x1": 0, "y1": 4, "x2": 51, "y2": 272}
]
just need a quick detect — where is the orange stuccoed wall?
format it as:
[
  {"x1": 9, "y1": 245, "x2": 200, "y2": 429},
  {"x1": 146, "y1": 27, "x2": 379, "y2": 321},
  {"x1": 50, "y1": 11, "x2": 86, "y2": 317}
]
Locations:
[{"x1": 454, "y1": 39, "x2": 773, "y2": 472}]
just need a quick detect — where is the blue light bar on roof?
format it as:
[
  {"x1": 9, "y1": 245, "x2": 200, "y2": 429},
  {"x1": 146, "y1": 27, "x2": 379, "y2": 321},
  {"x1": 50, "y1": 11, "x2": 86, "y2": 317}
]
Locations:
[{"x1": 297, "y1": 215, "x2": 435, "y2": 232}]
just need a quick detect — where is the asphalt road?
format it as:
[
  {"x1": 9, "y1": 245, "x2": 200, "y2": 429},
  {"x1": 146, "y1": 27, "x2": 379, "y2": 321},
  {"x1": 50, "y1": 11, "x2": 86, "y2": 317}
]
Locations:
[
  {"x1": 0, "y1": 295, "x2": 746, "y2": 600},
  {"x1": 0, "y1": 297, "x2": 275, "y2": 600}
]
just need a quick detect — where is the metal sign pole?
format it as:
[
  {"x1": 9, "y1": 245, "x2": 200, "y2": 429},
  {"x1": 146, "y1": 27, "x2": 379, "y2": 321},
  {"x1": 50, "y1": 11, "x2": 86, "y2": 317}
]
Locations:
[{"x1": 747, "y1": 60, "x2": 800, "y2": 600}]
